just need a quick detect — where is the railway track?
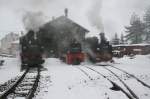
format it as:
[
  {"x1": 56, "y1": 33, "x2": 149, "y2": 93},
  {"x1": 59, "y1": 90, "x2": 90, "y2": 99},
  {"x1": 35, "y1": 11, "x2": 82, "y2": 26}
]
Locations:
[
  {"x1": 102, "y1": 66, "x2": 139, "y2": 99},
  {"x1": 75, "y1": 66, "x2": 134, "y2": 99},
  {"x1": 96, "y1": 64, "x2": 150, "y2": 89},
  {"x1": 92, "y1": 64, "x2": 150, "y2": 99},
  {"x1": 108, "y1": 65, "x2": 150, "y2": 89},
  {"x1": 0, "y1": 67, "x2": 41, "y2": 99}
]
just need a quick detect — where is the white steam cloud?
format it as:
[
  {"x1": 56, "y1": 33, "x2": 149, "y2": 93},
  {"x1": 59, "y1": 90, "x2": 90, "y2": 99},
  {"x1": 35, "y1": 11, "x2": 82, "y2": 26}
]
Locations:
[
  {"x1": 22, "y1": 11, "x2": 47, "y2": 32},
  {"x1": 87, "y1": 0, "x2": 104, "y2": 32},
  {"x1": 1, "y1": 0, "x2": 150, "y2": 39}
]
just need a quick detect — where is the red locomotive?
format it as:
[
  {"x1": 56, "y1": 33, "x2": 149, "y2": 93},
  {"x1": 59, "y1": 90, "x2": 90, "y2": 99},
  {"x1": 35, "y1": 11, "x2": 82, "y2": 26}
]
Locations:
[{"x1": 61, "y1": 40, "x2": 84, "y2": 65}]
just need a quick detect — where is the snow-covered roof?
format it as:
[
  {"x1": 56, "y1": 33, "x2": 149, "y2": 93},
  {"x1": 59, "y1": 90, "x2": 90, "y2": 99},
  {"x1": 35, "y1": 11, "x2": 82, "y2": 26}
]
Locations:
[{"x1": 43, "y1": 16, "x2": 89, "y2": 33}]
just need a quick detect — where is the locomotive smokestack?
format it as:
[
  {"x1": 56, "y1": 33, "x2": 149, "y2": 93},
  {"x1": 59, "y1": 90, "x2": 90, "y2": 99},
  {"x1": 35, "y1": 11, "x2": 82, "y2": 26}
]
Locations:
[
  {"x1": 65, "y1": 8, "x2": 68, "y2": 17},
  {"x1": 99, "y1": 32, "x2": 106, "y2": 43}
]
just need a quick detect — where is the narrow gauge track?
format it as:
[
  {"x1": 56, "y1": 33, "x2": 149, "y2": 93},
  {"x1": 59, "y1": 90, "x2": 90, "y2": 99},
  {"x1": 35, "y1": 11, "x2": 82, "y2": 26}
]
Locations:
[
  {"x1": 0, "y1": 67, "x2": 41, "y2": 99},
  {"x1": 102, "y1": 66, "x2": 139, "y2": 99},
  {"x1": 75, "y1": 66, "x2": 134, "y2": 99},
  {"x1": 108, "y1": 65, "x2": 150, "y2": 89}
]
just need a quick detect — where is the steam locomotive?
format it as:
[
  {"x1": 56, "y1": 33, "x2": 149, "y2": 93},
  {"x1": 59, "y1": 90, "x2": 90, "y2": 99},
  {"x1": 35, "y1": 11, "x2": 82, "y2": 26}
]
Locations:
[
  {"x1": 60, "y1": 39, "x2": 84, "y2": 65},
  {"x1": 20, "y1": 30, "x2": 45, "y2": 69},
  {"x1": 60, "y1": 33, "x2": 112, "y2": 64},
  {"x1": 86, "y1": 33, "x2": 113, "y2": 63}
]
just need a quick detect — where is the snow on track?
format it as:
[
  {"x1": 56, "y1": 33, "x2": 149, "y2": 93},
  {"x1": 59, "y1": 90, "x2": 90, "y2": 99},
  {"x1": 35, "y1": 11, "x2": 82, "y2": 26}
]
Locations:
[
  {"x1": 74, "y1": 66, "x2": 130, "y2": 99},
  {"x1": 0, "y1": 57, "x2": 23, "y2": 84},
  {"x1": 106, "y1": 66, "x2": 150, "y2": 99},
  {"x1": 35, "y1": 58, "x2": 128, "y2": 99},
  {"x1": 2, "y1": 55, "x2": 149, "y2": 99},
  {"x1": 0, "y1": 67, "x2": 40, "y2": 99},
  {"x1": 109, "y1": 65, "x2": 150, "y2": 89},
  {"x1": 35, "y1": 58, "x2": 107, "y2": 99},
  {"x1": 35, "y1": 55, "x2": 150, "y2": 99}
]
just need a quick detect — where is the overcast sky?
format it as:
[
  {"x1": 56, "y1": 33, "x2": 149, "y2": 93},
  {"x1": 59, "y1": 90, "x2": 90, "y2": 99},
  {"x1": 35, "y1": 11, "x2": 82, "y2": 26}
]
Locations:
[{"x1": 0, "y1": 0, "x2": 150, "y2": 39}]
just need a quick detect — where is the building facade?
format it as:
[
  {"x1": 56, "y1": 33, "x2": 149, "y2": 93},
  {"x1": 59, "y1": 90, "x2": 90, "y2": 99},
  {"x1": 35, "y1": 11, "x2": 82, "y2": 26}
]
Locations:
[
  {"x1": 38, "y1": 9, "x2": 89, "y2": 57},
  {"x1": 0, "y1": 32, "x2": 19, "y2": 55}
]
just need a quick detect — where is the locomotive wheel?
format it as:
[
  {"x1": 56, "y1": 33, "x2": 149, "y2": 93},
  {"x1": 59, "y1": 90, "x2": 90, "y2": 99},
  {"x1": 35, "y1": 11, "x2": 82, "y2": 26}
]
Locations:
[{"x1": 21, "y1": 64, "x2": 28, "y2": 71}]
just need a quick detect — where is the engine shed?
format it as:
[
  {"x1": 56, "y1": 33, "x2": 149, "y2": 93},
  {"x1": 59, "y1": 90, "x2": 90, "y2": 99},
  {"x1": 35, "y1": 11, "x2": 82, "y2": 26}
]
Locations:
[{"x1": 38, "y1": 9, "x2": 89, "y2": 57}]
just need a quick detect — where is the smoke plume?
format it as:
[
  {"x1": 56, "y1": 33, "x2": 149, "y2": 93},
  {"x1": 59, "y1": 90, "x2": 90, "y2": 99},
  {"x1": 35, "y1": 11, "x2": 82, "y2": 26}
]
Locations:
[
  {"x1": 22, "y1": 11, "x2": 47, "y2": 32},
  {"x1": 87, "y1": 0, "x2": 104, "y2": 32}
]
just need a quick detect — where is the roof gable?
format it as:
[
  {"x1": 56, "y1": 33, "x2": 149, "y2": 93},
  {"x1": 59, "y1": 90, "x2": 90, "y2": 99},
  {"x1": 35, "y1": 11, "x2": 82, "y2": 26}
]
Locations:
[{"x1": 43, "y1": 16, "x2": 89, "y2": 32}]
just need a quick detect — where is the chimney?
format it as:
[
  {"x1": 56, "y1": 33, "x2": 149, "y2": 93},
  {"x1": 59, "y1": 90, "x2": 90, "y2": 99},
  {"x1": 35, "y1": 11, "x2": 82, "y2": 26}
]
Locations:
[{"x1": 64, "y1": 8, "x2": 68, "y2": 17}]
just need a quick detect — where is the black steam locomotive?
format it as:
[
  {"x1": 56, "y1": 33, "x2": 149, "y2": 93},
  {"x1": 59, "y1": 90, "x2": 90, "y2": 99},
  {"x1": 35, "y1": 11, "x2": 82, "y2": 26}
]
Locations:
[
  {"x1": 20, "y1": 30, "x2": 45, "y2": 69},
  {"x1": 86, "y1": 33, "x2": 113, "y2": 63}
]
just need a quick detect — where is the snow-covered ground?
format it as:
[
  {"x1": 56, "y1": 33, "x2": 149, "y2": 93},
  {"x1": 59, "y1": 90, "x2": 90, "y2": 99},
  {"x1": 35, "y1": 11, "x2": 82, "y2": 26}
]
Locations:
[
  {"x1": 35, "y1": 55, "x2": 150, "y2": 99},
  {"x1": 0, "y1": 57, "x2": 23, "y2": 84},
  {"x1": 0, "y1": 55, "x2": 150, "y2": 99}
]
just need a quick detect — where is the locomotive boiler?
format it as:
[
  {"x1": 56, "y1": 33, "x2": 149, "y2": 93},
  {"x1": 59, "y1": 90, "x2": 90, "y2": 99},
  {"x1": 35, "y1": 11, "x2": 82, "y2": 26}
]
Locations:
[
  {"x1": 20, "y1": 30, "x2": 45, "y2": 68},
  {"x1": 86, "y1": 33, "x2": 113, "y2": 63}
]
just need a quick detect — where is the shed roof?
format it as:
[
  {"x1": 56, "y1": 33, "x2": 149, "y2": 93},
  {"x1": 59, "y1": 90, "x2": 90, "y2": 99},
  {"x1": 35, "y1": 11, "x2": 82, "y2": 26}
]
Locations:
[{"x1": 43, "y1": 16, "x2": 89, "y2": 33}]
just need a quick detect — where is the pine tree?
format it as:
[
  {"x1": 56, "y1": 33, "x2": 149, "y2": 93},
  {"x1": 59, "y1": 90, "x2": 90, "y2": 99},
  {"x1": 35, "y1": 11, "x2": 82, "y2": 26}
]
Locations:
[
  {"x1": 111, "y1": 33, "x2": 120, "y2": 45},
  {"x1": 120, "y1": 33, "x2": 125, "y2": 44},
  {"x1": 125, "y1": 13, "x2": 145, "y2": 44},
  {"x1": 143, "y1": 6, "x2": 150, "y2": 43}
]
